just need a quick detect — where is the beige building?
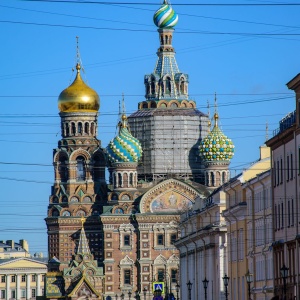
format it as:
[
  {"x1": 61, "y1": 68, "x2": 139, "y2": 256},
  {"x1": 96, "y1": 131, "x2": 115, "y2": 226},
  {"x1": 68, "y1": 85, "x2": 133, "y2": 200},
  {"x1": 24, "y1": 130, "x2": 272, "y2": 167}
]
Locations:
[
  {"x1": 0, "y1": 241, "x2": 30, "y2": 260},
  {"x1": 0, "y1": 258, "x2": 47, "y2": 300},
  {"x1": 175, "y1": 186, "x2": 228, "y2": 300},
  {"x1": 266, "y1": 72, "x2": 300, "y2": 299},
  {"x1": 223, "y1": 144, "x2": 271, "y2": 300}
]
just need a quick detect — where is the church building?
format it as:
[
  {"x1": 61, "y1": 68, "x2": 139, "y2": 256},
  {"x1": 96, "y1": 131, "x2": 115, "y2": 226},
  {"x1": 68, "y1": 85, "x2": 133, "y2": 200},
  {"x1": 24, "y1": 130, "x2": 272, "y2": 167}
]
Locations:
[{"x1": 44, "y1": 1, "x2": 234, "y2": 300}]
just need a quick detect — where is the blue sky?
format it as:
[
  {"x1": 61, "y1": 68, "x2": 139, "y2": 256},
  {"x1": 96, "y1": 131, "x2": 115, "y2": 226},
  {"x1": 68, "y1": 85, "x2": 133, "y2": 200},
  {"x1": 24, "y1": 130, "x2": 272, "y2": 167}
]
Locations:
[{"x1": 1, "y1": 0, "x2": 299, "y2": 255}]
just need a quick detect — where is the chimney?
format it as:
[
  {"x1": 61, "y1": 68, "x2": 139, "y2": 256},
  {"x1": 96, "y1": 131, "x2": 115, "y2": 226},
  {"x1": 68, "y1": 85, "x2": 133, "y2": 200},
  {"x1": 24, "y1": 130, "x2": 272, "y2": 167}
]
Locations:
[
  {"x1": 19, "y1": 240, "x2": 29, "y2": 253},
  {"x1": 6, "y1": 240, "x2": 14, "y2": 249}
]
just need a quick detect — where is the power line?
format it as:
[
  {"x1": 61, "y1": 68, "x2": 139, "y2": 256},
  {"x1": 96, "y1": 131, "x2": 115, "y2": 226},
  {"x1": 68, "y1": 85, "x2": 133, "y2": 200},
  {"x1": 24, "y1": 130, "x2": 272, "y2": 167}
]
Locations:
[{"x1": 13, "y1": 0, "x2": 300, "y2": 6}]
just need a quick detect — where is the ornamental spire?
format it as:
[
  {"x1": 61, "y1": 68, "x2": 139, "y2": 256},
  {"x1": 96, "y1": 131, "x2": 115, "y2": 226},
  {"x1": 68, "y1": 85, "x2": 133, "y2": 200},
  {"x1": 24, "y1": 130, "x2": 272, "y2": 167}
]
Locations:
[{"x1": 76, "y1": 217, "x2": 91, "y2": 255}]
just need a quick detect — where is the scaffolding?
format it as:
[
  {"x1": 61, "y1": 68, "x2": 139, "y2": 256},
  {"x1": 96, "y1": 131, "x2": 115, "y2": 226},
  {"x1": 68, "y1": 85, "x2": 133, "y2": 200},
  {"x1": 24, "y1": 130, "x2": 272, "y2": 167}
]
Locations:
[{"x1": 128, "y1": 108, "x2": 208, "y2": 183}]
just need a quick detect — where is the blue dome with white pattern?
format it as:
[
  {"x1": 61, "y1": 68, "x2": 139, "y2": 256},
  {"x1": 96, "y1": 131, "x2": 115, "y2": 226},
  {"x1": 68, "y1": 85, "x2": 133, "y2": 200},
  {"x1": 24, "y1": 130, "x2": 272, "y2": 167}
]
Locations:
[
  {"x1": 107, "y1": 115, "x2": 143, "y2": 163},
  {"x1": 153, "y1": 1, "x2": 178, "y2": 28}
]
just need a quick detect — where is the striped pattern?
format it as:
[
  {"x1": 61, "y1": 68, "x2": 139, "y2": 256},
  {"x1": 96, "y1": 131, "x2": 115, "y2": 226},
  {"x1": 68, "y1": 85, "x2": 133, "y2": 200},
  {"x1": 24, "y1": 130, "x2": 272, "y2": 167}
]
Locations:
[
  {"x1": 153, "y1": 4, "x2": 178, "y2": 28},
  {"x1": 106, "y1": 127, "x2": 143, "y2": 163}
]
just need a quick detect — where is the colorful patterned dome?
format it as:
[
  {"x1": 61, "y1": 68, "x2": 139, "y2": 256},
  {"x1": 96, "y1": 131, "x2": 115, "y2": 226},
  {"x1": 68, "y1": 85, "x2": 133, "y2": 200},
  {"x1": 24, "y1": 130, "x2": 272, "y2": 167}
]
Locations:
[
  {"x1": 106, "y1": 115, "x2": 143, "y2": 163},
  {"x1": 199, "y1": 113, "x2": 234, "y2": 163},
  {"x1": 153, "y1": 1, "x2": 178, "y2": 29}
]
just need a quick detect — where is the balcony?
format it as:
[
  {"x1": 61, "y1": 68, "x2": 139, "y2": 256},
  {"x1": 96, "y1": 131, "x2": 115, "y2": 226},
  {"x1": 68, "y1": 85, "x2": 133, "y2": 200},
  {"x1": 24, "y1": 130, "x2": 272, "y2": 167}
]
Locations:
[{"x1": 273, "y1": 110, "x2": 296, "y2": 136}]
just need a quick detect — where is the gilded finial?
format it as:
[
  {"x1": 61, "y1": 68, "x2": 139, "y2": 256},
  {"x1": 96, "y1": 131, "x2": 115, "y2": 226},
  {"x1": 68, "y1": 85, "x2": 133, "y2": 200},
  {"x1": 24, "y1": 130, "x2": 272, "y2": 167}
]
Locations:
[
  {"x1": 207, "y1": 100, "x2": 211, "y2": 131},
  {"x1": 214, "y1": 93, "x2": 219, "y2": 127},
  {"x1": 80, "y1": 217, "x2": 85, "y2": 227}
]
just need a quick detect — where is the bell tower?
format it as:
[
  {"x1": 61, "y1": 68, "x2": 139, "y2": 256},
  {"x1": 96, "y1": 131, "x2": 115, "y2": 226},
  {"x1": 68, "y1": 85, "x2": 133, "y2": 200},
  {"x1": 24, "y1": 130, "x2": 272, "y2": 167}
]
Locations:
[{"x1": 45, "y1": 39, "x2": 106, "y2": 267}]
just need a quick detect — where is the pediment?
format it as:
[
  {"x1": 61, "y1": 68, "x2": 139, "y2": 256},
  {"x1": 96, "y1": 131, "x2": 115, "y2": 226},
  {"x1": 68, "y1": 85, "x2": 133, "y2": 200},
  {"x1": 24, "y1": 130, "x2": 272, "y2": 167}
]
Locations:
[
  {"x1": 0, "y1": 258, "x2": 47, "y2": 269},
  {"x1": 119, "y1": 255, "x2": 134, "y2": 266},
  {"x1": 167, "y1": 254, "x2": 179, "y2": 265},
  {"x1": 68, "y1": 276, "x2": 99, "y2": 298},
  {"x1": 139, "y1": 178, "x2": 204, "y2": 213},
  {"x1": 154, "y1": 254, "x2": 167, "y2": 265}
]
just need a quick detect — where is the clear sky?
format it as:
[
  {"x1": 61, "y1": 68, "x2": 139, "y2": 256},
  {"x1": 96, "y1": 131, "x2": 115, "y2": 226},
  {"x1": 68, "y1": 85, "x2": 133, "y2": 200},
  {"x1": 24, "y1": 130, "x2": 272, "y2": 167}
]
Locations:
[{"x1": 1, "y1": 0, "x2": 299, "y2": 256}]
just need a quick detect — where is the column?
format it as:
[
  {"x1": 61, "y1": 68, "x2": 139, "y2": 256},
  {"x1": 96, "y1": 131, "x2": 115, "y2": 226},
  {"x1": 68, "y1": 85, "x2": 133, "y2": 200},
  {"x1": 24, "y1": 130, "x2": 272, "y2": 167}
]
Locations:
[
  {"x1": 36, "y1": 275, "x2": 40, "y2": 297},
  {"x1": 16, "y1": 275, "x2": 20, "y2": 300},
  {"x1": 5, "y1": 275, "x2": 9, "y2": 300},
  {"x1": 26, "y1": 275, "x2": 30, "y2": 300}
]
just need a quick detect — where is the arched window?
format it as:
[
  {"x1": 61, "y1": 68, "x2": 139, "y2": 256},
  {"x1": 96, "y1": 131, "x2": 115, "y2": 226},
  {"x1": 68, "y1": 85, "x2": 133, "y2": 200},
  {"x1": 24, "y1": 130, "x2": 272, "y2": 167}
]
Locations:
[
  {"x1": 180, "y1": 80, "x2": 185, "y2": 94},
  {"x1": 93, "y1": 153, "x2": 105, "y2": 182},
  {"x1": 166, "y1": 78, "x2": 171, "y2": 94},
  {"x1": 66, "y1": 123, "x2": 70, "y2": 136},
  {"x1": 142, "y1": 102, "x2": 148, "y2": 109},
  {"x1": 211, "y1": 172, "x2": 215, "y2": 186},
  {"x1": 85, "y1": 122, "x2": 89, "y2": 134},
  {"x1": 129, "y1": 173, "x2": 134, "y2": 186},
  {"x1": 151, "y1": 81, "x2": 156, "y2": 95},
  {"x1": 58, "y1": 156, "x2": 68, "y2": 182},
  {"x1": 71, "y1": 123, "x2": 76, "y2": 135},
  {"x1": 52, "y1": 209, "x2": 59, "y2": 217},
  {"x1": 78, "y1": 122, "x2": 83, "y2": 134},
  {"x1": 171, "y1": 102, "x2": 178, "y2": 108},
  {"x1": 91, "y1": 123, "x2": 95, "y2": 135},
  {"x1": 118, "y1": 173, "x2": 123, "y2": 187},
  {"x1": 222, "y1": 172, "x2": 227, "y2": 184},
  {"x1": 76, "y1": 156, "x2": 86, "y2": 181}
]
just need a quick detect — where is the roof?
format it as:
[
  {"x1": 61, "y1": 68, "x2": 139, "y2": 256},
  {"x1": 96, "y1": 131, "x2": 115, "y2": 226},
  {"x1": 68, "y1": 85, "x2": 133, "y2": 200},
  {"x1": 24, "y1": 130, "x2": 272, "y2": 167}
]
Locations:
[{"x1": 128, "y1": 108, "x2": 206, "y2": 118}]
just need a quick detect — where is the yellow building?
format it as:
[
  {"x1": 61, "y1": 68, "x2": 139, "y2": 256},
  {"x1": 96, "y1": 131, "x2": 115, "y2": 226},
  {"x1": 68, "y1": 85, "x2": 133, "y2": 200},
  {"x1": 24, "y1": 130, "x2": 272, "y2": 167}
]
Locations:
[
  {"x1": 0, "y1": 241, "x2": 30, "y2": 259},
  {"x1": 0, "y1": 258, "x2": 47, "y2": 300},
  {"x1": 223, "y1": 144, "x2": 272, "y2": 300}
]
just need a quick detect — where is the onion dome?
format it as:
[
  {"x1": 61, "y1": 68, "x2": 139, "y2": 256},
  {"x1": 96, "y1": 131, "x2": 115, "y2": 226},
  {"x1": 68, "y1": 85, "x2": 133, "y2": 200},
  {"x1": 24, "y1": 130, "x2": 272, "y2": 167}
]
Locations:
[
  {"x1": 58, "y1": 63, "x2": 100, "y2": 113},
  {"x1": 153, "y1": 0, "x2": 178, "y2": 29},
  {"x1": 106, "y1": 115, "x2": 143, "y2": 163},
  {"x1": 199, "y1": 113, "x2": 234, "y2": 163}
]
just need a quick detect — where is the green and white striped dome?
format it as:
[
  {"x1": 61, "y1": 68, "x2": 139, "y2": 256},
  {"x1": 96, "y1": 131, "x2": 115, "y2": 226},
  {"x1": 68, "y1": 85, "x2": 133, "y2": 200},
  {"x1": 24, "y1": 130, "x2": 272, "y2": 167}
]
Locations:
[
  {"x1": 199, "y1": 113, "x2": 234, "y2": 163},
  {"x1": 106, "y1": 115, "x2": 143, "y2": 163}
]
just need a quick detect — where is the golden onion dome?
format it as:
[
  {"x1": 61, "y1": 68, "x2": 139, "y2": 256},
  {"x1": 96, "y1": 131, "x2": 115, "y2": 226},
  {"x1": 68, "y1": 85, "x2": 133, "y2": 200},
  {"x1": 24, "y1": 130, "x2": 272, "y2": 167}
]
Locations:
[{"x1": 58, "y1": 63, "x2": 100, "y2": 113}]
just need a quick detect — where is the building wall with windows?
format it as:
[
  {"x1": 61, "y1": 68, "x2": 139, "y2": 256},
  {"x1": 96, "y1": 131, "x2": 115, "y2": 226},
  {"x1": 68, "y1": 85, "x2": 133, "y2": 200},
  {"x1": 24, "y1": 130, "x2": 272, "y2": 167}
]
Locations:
[
  {"x1": 223, "y1": 144, "x2": 271, "y2": 300},
  {"x1": 243, "y1": 169, "x2": 274, "y2": 299},
  {"x1": 0, "y1": 241, "x2": 30, "y2": 260},
  {"x1": 266, "y1": 72, "x2": 300, "y2": 299},
  {"x1": 0, "y1": 258, "x2": 47, "y2": 300},
  {"x1": 175, "y1": 187, "x2": 228, "y2": 300}
]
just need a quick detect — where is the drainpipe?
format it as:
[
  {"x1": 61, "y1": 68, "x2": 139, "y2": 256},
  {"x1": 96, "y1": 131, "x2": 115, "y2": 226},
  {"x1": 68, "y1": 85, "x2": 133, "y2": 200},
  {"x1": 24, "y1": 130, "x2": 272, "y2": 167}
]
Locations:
[
  {"x1": 224, "y1": 186, "x2": 239, "y2": 298},
  {"x1": 294, "y1": 130, "x2": 299, "y2": 298},
  {"x1": 257, "y1": 174, "x2": 269, "y2": 300},
  {"x1": 244, "y1": 182, "x2": 257, "y2": 300},
  {"x1": 187, "y1": 229, "x2": 198, "y2": 300}
]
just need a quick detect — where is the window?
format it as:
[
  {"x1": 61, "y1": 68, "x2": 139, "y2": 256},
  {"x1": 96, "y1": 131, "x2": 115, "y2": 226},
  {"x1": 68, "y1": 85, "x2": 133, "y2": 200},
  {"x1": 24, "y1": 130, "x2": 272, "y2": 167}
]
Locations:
[
  {"x1": 281, "y1": 202, "x2": 284, "y2": 228},
  {"x1": 287, "y1": 155, "x2": 290, "y2": 181},
  {"x1": 124, "y1": 235, "x2": 130, "y2": 246},
  {"x1": 1, "y1": 290, "x2": 5, "y2": 299},
  {"x1": 32, "y1": 275, "x2": 36, "y2": 282},
  {"x1": 21, "y1": 289, "x2": 26, "y2": 298},
  {"x1": 11, "y1": 290, "x2": 16, "y2": 299},
  {"x1": 171, "y1": 269, "x2": 178, "y2": 283},
  {"x1": 31, "y1": 289, "x2": 36, "y2": 298},
  {"x1": 291, "y1": 153, "x2": 294, "y2": 179},
  {"x1": 280, "y1": 158, "x2": 283, "y2": 183},
  {"x1": 157, "y1": 269, "x2": 164, "y2": 282},
  {"x1": 1, "y1": 276, "x2": 5, "y2": 283},
  {"x1": 21, "y1": 275, "x2": 26, "y2": 282},
  {"x1": 157, "y1": 234, "x2": 164, "y2": 246},
  {"x1": 124, "y1": 270, "x2": 131, "y2": 285},
  {"x1": 11, "y1": 275, "x2": 16, "y2": 283},
  {"x1": 170, "y1": 234, "x2": 177, "y2": 244},
  {"x1": 76, "y1": 156, "x2": 86, "y2": 181}
]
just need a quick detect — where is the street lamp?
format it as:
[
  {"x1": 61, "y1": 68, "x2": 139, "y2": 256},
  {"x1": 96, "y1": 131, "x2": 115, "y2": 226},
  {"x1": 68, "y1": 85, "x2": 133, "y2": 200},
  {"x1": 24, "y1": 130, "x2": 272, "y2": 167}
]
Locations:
[
  {"x1": 223, "y1": 274, "x2": 230, "y2": 300},
  {"x1": 245, "y1": 270, "x2": 253, "y2": 300},
  {"x1": 187, "y1": 280, "x2": 193, "y2": 300},
  {"x1": 143, "y1": 288, "x2": 147, "y2": 300},
  {"x1": 202, "y1": 277, "x2": 209, "y2": 300},
  {"x1": 175, "y1": 282, "x2": 180, "y2": 300},
  {"x1": 120, "y1": 293, "x2": 125, "y2": 300},
  {"x1": 280, "y1": 264, "x2": 289, "y2": 300},
  {"x1": 128, "y1": 291, "x2": 132, "y2": 300},
  {"x1": 135, "y1": 290, "x2": 140, "y2": 300}
]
